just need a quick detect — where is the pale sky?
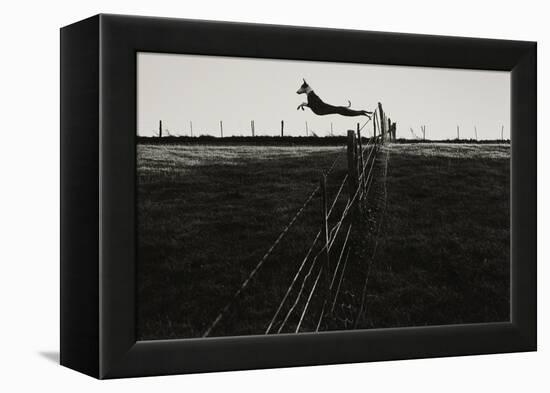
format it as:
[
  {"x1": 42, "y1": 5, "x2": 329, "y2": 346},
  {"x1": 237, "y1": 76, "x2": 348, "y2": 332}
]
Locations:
[{"x1": 137, "y1": 52, "x2": 510, "y2": 140}]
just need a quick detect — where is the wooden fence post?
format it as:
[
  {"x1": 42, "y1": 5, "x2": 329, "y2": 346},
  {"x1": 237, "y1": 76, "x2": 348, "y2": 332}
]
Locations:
[
  {"x1": 347, "y1": 130, "x2": 359, "y2": 216},
  {"x1": 377, "y1": 102, "x2": 385, "y2": 142},
  {"x1": 305, "y1": 121, "x2": 309, "y2": 137},
  {"x1": 251, "y1": 120, "x2": 255, "y2": 137},
  {"x1": 281, "y1": 120, "x2": 284, "y2": 137},
  {"x1": 190, "y1": 121, "x2": 193, "y2": 137},
  {"x1": 474, "y1": 126, "x2": 478, "y2": 140},
  {"x1": 501, "y1": 125, "x2": 504, "y2": 141},
  {"x1": 220, "y1": 121, "x2": 223, "y2": 138},
  {"x1": 373, "y1": 112, "x2": 377, "y2": 139},
  {"x1": 457, "y1": 125, "x2": 460, "y2": 140},
  {"x1": 357, "y1": 123, "x2": 364, "y2": 197},
  {"x1": 320, "y1": 174, "x2": 330, "y2": 292},
  {"x1": 159, "y1": 120, "x2": 163, "y2": 138}
]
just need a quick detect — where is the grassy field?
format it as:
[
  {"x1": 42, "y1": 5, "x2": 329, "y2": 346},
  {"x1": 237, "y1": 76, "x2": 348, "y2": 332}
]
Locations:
[
  {"x1": 137, "y1": 142, "x2": 510, "y2": 340},
  {"x1": 137, "y1": 143, "x2": 350, "y2": 339},
  {"x1": 356, "y1": 143, "x2": 510, "y2": 329}
]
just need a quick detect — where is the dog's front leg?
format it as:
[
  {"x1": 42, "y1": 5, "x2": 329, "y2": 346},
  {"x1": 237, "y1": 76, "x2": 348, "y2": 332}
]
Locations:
[{"x1": 297, "y1": 103, "x2": 308, "y2": 111}]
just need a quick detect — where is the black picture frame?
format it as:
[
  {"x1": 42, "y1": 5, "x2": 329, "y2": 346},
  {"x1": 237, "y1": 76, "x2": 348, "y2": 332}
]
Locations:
[{"x1": 60, "y1": 14, "x2": 536, "y2": 379}]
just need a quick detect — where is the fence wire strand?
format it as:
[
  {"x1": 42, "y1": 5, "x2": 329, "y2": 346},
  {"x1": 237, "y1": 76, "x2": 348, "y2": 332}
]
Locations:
[
  {"x1": 202, "y1": 184, "x2": 320, "y2": 337},
  {"x1": 354, "y1": 145, "x2": 390, "y2": 328},
  {"x1": 276, "y1": 247, "x2": 326, "y2": 333},
  {"x1": 295, "y1": 266, "x2": 324, "y2": 333},
  {"x1": 265, "y1": 231, "x2": 320, "y2": 334},
  {"x1": 315, "y1": 224, "x2": 353, "y2": 331},
  {"x1": 202, "y1": 109, "x2": 390, "y2": 337}
]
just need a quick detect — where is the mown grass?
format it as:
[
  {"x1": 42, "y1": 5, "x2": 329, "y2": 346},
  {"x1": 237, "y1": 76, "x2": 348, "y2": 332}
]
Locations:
[{"x1": 357, "y1": 143, "x2": 510, "y2": 329}]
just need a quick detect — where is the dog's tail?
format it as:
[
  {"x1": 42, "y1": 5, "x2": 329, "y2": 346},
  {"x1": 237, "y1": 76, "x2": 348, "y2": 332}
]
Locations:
[{"x1": 345, "y1": 101, "x2": 372, "y2": 118}]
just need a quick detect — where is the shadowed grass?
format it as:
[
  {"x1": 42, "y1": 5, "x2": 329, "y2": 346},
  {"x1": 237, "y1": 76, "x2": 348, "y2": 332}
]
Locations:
[
  {"x1": 137, "y1": 142, "x2": 510, "y2": 339},
  {"x1": 137, "y1": 144, "x2": 349, "y2": 339},
  {"x1": 357, "y1": 143, "x2": 510, "y2": 328}
]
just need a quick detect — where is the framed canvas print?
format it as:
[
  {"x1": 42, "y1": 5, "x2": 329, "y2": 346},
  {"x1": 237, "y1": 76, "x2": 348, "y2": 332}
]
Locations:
[{"x1": 60, "y1": 14, "x2": 536, "y2": 379}]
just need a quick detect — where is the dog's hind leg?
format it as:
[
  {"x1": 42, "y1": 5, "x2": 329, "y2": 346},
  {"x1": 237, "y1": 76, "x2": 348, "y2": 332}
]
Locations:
[
  {"x1": 332, "y1": 106, "x2": 373, "y2": 118},
  {"x1": 360, "y1": 110, "x2": 373, "y2": 119}
]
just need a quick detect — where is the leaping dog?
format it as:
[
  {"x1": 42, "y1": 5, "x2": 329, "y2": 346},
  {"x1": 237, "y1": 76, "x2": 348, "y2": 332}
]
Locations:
[{"x1": 296, "y1": 79, "x2": 372, "y2": 119}]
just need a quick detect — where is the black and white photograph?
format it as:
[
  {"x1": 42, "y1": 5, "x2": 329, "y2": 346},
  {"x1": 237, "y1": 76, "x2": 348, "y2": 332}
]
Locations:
[
  {"x1": 0, "y1": 0, "x2": 543, "y2": 389},
  {"x1": 136, "y1": 53, "x2": 511, "y2": 340}
]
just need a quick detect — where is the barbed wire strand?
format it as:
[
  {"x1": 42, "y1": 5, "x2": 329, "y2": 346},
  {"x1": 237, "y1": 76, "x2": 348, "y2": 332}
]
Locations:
[
  {"x1": 276, "y1": 247, "x2": 325, "y2": 334},
  {"x1": 295, "y1": 266, "x2": 324, "y2": 333},
  {"x1": 329, "y1": 224, "x2": 353, "y2": 291},
  {"x1": 264, "y1": 231, "x2": 321, "y2": 334},
  {"x1": 300, "y1": 115, "x2": 386, "y2": 333},
  {"x1": 326, "y1": 168, "x2": 368, "y2": 253},
  {"x1": 327, "y1": 174, "x2": 348, "y2": 219},
  {"x1": 325, "y1": 146, "x2": 347, "y2": 175},
  {"x1": 354, "y1": 145, "x2": 391, "y2": 329},
  {"x1": 205, "y1": 124, "x2": 383, "y2": 337},
  {"x1": 202, "y1": 184, "x2": 320, "y2": 337},
  {"x1": 358, "y1": 107, "x2": 377, "y2": 133},
  {"x1": 314, "y1": 224, "x2": 353, "y2": 332},
  {"x1": 330, "y1": 247, "x2": 351, "y2": 314},
  {"x1": 308, "y1": 143, "x2": 380, "y2": 332},
  {"x1": 283, "y1": 134, "x2": 382, "y2": 334},
  {"x1": 266, "y1": 151, "x2": 353, "y2": 334}
]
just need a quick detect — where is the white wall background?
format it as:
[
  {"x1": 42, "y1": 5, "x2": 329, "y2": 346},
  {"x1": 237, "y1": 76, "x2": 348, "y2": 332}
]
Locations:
[{"x1": 0, "y1": 0, "x2": 546, "y2": 391}]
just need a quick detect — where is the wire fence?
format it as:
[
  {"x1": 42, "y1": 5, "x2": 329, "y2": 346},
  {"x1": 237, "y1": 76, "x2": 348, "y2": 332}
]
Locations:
[{"x1": 202, "y1": 103, "x2": 394, "y2": 337}]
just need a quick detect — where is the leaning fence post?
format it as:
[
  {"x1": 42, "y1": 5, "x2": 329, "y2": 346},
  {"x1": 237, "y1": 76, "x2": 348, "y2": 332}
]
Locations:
[
  {"x1": 320, "y1": 174, "x2": 330, "y2": 294},
  {"x1": 373, "y1": 112, "x2": 377, "y2": 139},
  {"x1": 377, "y1": 102, "x2": 385, "y2": 142},
  {"x1": 347, "y1": 130, "x2": 359, "y2": 217},
  {"x1": 357, "y1": 123, "x2": 364, "y2": 198}
]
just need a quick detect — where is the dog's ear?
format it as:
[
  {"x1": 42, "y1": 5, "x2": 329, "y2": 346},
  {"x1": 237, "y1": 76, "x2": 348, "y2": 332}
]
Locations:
[{"x1": 302, "y1": 78, "x2": 307, "y2": 84}]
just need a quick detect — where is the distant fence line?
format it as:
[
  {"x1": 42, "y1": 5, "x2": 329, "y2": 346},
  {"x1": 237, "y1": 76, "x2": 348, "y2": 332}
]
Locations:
[
  {"x1": 154, "y1": 115, "x2": 509, "y2": 142},
  {"x1": 200, "y1": 103, "x2": 395, "y2": 337},
  {"x1": 407, "y1": 123, "x2": 509, "y2": 142},
  {"x1": 151, "y1": 102, "x2": 398, "y2": 141}
]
